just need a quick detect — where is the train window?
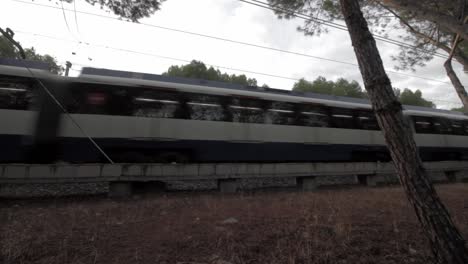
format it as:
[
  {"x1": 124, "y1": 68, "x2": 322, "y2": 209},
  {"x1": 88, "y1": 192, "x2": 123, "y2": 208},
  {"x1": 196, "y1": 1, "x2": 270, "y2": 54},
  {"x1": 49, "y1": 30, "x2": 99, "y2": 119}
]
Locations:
[
  {"x1": 412, "y1": 116, "x2": 434, "y2": 134},
  {"x1": 0, "y1": 76, "x2": 36, "y2": 110},
  {"x1": 300, "y1": 104, "x2": 330, "y2": 127},
  {"x1": 108, "y1": 88, "x2": 134, "y2": 116},
  {"x1": 330, "y1": 107, "x2": 355, "y2": 129},
  {"x1": 230, "y1": 97, "x2": 267, "y2": 123},
  {"x1": 265, "y1": 102, "x2": 296, "y2": 125},
  {"x1": 187, "y1": 94, "x2": 225, "y2": 121},
  {"x1": 68, "y1": 85, "x2": 105, "y2": 114},
  {"x1": 450, "y1": 120, "x2": 464, "y2": 135},
  {"x1": 133, "y1": 89, "x2": 179, "y2": 118},
  {"x1": 86, "y1": 92, "x2": 107, "y2": 106},
  {"x1": 432, "y1": 118, "x2": 452, "y2": 134},
  {"x1": 67, "y1": 83, "x2": 134, "y2": 115},
  {"x1": 356, "y1": 110, "x2": 380, "y2": 130},
  {"x1": 463, "y1": 121, "x2": 468, "y2": 135}
]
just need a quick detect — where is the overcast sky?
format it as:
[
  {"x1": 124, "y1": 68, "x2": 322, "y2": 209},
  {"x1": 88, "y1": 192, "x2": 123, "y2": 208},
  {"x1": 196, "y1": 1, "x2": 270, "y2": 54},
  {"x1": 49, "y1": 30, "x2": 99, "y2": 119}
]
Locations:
[{"x1": 1, "y1": 0, "x2": 467, "y2": 109}]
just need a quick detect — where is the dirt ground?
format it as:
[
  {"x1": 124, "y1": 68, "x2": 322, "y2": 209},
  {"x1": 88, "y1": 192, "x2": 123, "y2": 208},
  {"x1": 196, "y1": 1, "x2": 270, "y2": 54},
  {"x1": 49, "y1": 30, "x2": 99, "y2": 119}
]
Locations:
[{"x1": 1, "y1": 184, "x2": 467, "y2": 264}]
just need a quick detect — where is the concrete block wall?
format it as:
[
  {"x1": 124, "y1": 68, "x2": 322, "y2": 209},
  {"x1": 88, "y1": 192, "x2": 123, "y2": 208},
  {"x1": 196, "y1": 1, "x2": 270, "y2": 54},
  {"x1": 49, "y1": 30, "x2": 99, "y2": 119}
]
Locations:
[
  {"x1": 218, "y1": 179, "x2": 239, "y2": 193},
  {"x1": 453, "y1": 170, "x2": 468, "y2": 182},
  {"x1": 314, "y1": 175, "x2": 358, "y2": 186},
  {"x1": 428, "y1": 171, "x2": 448, "y2": 183}
]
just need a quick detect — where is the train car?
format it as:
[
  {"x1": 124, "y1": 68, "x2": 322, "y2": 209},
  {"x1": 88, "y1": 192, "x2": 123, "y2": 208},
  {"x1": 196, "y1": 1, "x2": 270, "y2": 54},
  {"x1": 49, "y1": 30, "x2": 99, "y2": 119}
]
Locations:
[{"x1": 1, "y1": 58, "x2": 468, "y2": 163}]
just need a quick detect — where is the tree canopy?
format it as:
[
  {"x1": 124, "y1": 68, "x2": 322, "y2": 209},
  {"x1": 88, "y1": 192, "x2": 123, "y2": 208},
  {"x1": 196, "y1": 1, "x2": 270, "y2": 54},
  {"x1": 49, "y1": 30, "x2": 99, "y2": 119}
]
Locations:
[
  {"x1": 267, "y1": 0, "x2": 467, "y2": 71},
  {"x1": 451, "y1": 106, "x2": 466, "y2": 112},
  {"x1": 292, "y1": 76, "x2": 365, "y2": 98},
  {"x1": 396, "y1": 88, "x2": 435, "y2": 108},
  {"x1": 292, "y1": 76, "x2": 435, "y2": 107},
  {"x1": 0, "y1": 36, "x2": 17, "y2": 58},
  {"x1": 163, "y1": 60, "x2": 265, "y2": 87},
  {"x1": 0, "y1": 36, "x2": 63, "y2": 75},
  {"x1": 164, "y1": 62, "x2": 437, "y2": 108},
  {"x1": 63, "y1": 0, "x2": 165, "y2": 21},
  {"x1": 266, "y1": 0, "x2": 468, "y2": 110}
]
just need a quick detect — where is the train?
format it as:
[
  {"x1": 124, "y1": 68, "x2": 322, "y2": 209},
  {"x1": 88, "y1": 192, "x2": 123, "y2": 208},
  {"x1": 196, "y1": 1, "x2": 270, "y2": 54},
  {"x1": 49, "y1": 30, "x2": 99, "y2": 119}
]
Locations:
[{"x1": 1, "y1": 57, "x2": 468, "y2": 164}]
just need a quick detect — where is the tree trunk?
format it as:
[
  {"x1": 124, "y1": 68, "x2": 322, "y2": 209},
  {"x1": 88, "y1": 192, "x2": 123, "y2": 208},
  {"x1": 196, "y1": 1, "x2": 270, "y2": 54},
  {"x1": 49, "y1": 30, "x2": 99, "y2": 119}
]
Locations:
[
  {"x1": 445, "y1": 58, "x2": 468, "y2": 111},
  {"x1": 340, "y1": 0, "x2": 468, "y2": 263},
  {"x1": 453, "y1": 48, "x2": 468, "y2": 73},
  {"x1": 382, "y1": 0, "x2": 468, "y2": 41}
]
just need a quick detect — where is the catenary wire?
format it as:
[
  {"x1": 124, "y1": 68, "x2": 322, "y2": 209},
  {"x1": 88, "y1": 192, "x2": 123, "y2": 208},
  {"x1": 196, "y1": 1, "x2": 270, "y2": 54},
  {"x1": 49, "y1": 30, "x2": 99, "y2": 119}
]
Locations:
[
  {"x1": 14, "y1": 28, "x2": 466, "y2": 88},
  {"x1": 239, "y1": 0, "x2": 449, "y2": 59},
  {"x1": 58, "y1": 0, "x2": 79, "y2": 41},
  {"x1": 8, "y1": 1, "x2": 466, "y2": 105},
  {"x1": 16, "y1": 30, "x2": 301, "y2": 81},
  {"x1": 8, "y1": 0, "x2": 461, "y2": 85},
  {"x1": 72, "y1": 0, "x2": 79, "y2": 33}
]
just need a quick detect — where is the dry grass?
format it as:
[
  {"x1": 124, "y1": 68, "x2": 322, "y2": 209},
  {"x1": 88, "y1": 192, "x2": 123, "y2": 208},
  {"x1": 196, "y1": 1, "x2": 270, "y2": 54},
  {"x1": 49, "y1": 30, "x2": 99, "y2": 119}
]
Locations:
[{"x1": 1, "y1": 184, "x2": 468, "y2": 264}]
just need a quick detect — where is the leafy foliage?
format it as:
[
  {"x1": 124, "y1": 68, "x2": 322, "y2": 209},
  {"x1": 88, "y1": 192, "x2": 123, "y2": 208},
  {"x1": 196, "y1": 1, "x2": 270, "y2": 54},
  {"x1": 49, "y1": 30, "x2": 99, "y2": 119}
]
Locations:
[
  {"x1": 395, "y1": 88, "x2": 435, "y2": 108},
  {"x1": 163, "y1": 60, "x2": 265, "y2": 87},
  {"x1": 292, "y1": 76, "x2": 435, "y2": 107},
  {"x1": 266, "y1": 0, "x2": 466, "y2": 72},
  {"x1": 63, "y1": 0, "x2": 165, "y2": 21},
  {"x1": 450, "y1": 106, "x2": 466, "y2": 113},
  {"x1": 0, "y1": 36, "x2": 63, "y2": 75},
  {"x1": 292, "y1": 76, "x2": 365, "y2": 98},
  {"x1": 0, "y1": 36, "x2": 17, "y2": 58},
  {"x1": 24, "y1": 48, "x2": 63, "y2": 75}
]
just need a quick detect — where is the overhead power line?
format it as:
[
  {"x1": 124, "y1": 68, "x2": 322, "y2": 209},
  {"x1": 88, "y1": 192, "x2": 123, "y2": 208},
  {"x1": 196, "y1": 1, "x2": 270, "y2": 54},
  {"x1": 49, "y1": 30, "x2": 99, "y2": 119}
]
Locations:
[
  {"x1": 9, "y1": 1, "x2": 467, "y2": 98},
  {"x1": 30, "y1": 1, "x2": 448, "y2": 60},
  {"x1": 10, "y1": 0, "x2": 358, "y2": 65},
  {"x1": 239, "y1": 0, "x2": 449, "y2": 59},
  {"x1": 58, "y1": 0, "x2": 80, "y2": 42},
  {"x1": 9, "y1": 0, "x2": 461, "y2": 85},
  {"x1": 20, "y1": 30, "x2": 301, "y2": 81},
  {"x1": 72, "y1": 0, "x2": 79, "y2": 33},
  {"x1": 13, "y1": 20, "x2": 462, "y2": 87},
  {"x1": 9, "y1": 0, "x2": 461, "y2": 84},
  {"x1": 59, "y1": 0, "x2": 73, "y2": 36}
]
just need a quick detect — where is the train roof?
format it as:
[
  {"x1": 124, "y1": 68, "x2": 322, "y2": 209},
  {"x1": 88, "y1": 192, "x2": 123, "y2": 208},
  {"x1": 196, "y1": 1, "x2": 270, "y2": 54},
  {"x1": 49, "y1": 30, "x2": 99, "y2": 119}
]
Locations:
[
  {"x1": 0, "y1": 58, "x2": 51, "y2": 79},
  {"x1": 0, "y1": 57, "x2": 49, "y2": 70}
]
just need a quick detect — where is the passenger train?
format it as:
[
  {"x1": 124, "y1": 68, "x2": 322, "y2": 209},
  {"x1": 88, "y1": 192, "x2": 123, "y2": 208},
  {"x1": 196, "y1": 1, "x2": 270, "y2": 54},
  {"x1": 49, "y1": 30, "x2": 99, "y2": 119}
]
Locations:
[{"x1": 1, "y1": 58, "x2": 468, "y2": 163}]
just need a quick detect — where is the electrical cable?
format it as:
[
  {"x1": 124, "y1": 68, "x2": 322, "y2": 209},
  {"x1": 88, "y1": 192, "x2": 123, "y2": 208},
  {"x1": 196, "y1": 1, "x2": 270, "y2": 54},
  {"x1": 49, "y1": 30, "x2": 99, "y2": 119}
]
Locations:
[
  {"x1": 73, "y1": 0, "x2": 79, "y2": 33},
  {"x1": 239, "y1": 0, "x2": 449, "y2": 59},
  {"x1": 14, "y1": 29, "x2": 466, "y2": 86},
  {"x1": 59, "y1": 0, "x2": 78, "y2": 41},
  {"x1": 8, "y1": 0, "x2": 457, "y2": 81}
]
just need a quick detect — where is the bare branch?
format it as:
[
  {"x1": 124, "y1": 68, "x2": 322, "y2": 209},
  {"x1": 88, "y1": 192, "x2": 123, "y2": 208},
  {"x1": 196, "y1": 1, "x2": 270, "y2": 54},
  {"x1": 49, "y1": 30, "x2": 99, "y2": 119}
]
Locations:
[
  {"x1": 380, "y1": 0, "x2": 468, "y2": 40},
  {"x1": 444, "y1": 18, "x2": 468, "y2": 111}
]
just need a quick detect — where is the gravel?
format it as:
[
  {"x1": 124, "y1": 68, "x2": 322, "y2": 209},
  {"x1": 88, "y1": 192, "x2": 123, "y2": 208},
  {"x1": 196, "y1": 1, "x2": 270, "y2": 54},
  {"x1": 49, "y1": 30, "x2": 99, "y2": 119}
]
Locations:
[{"x1": 0, "y1": 182, "x2": 109, "y2": 198}]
